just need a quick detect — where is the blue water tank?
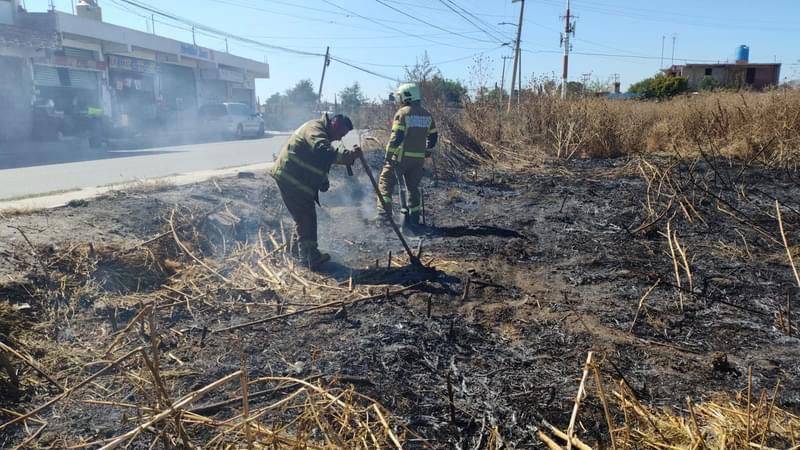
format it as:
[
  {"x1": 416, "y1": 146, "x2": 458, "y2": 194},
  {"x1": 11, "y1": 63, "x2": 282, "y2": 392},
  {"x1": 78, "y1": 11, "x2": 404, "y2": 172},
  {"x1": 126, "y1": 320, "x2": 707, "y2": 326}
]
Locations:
[{"x1": 736, "y1": 45, "x2": 750, "y2": 63}]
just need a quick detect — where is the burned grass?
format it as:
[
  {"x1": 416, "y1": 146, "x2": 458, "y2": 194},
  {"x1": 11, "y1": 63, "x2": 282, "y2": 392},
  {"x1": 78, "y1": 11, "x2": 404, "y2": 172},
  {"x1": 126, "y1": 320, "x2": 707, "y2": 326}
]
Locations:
[{"x1": 1, "y1": 153, "x2": 799, "y2": 448}]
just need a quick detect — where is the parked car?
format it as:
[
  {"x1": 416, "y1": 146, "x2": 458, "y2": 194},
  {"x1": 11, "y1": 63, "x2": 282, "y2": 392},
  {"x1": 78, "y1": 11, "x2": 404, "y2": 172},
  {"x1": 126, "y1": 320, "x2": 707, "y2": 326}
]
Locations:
[{"x1": 197, "y1": 102, "x2": 265, "y2": 140}]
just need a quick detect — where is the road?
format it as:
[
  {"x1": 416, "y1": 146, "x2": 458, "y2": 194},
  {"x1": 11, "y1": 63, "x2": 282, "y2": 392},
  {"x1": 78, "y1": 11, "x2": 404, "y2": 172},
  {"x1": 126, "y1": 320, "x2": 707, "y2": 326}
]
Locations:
[{"x1": 0, "y1": 136, "x2": 288, "y2": 201}]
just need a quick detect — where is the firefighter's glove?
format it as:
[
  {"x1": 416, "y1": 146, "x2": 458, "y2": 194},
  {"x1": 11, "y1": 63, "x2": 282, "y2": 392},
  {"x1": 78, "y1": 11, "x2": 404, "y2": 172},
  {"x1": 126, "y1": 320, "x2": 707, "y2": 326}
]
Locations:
[
  {"x1": 339, "y1": 146, "x2": 362, "y2": 166},
  {"x1": 320, "y1": 177, "x2": 330, "y2": 192},
  {"x1": 425, "y1": 150, "x2": 432, "y2": 158}
]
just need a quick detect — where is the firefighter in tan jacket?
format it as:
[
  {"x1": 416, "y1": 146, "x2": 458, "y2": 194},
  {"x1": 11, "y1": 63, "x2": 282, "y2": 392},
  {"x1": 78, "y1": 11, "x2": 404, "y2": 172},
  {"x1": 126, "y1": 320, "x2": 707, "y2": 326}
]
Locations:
[
  {"x1": 271, "y1": 114, "x2": 361, "y2": 270},
  {"x1": 376, "y1": 83, "x2": 438, "y2": 229}
]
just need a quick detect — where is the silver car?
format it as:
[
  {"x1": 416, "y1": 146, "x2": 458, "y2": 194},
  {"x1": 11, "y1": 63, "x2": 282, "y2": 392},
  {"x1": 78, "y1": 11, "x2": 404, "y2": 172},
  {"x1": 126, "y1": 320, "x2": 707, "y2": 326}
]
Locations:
[{"x1": 198, "y1": 102, "x2": 265, "y2": 140}]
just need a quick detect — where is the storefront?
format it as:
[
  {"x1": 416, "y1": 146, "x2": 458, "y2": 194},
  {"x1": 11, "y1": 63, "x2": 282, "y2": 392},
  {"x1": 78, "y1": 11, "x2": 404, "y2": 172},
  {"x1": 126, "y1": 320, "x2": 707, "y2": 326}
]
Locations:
[
  {"x1": 31, "y1": 47, "x2": 105, "y2": 138},
  {"x1": 197, "y1": 66, "x2": 254, "y2": 108},
  {"x1": 156, "y1": 54, "x2": 197, "y2": 127},
  {"x1": 107, "y1": 54, "x2": 157, "y2": 133},
  {"x1": 0, "y1": 55, "x2": 32, "y2": 141}
]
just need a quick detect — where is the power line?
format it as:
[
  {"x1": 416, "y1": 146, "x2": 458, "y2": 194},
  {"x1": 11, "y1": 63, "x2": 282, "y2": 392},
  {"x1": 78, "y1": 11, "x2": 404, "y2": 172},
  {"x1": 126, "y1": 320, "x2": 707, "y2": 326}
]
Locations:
[
  {"x1": 328, "y1": 56, "x2": 400, "y2": 82},
  {"x1": 115, "y1": 0, "x2": 326, "y2": 56},
  {"x1": 437, "y1": 0, "x2": 508, "y2": 44},
  {"x1": 321, "y1": 0, "x2": 485, "y2": 49},
  {"x1": 114, "y1": 0, "x2": 404, "y2": 83},
  {"x1": 524, "y1": 47, "x2": 723, "y2": 64},
  {"x1": 335, "y1": 45, "x2": 505, "y2": 68},
  {"x1": 372, "y1": 0, "x2": 498, "y2": 44}
]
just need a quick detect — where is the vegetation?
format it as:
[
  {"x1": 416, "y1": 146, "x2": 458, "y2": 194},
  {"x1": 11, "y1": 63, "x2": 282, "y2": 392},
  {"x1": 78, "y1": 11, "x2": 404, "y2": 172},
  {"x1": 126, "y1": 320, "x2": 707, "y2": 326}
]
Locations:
[
  {"x1": 404, "y1": 52, "x2": 468, "y2": 105},
  {"x1": 263, "y1": 79, "x2": 318, "y2": 130},
  {"x1": 628, "y1": 74, "x2": 689, "y2": 99},
  {"x1": 461, "y1": 88, "x2": 800, "y2": 163},
  {"x1": 699, "y1": 75, "x2": 720, "y2": 91},
  {"x1": 338, "y1": 82, "x2": 366, "y2": 115}
]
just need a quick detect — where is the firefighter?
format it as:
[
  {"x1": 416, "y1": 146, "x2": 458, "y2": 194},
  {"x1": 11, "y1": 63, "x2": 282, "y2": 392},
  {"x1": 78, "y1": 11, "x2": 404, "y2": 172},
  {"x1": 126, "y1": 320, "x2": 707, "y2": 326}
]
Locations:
[
  {"x1": 271, "y1": 114, "x2": 362, "y2": 270},
  {"x1": 376, "y1": 83, "x2": 438, "y2": 230}
]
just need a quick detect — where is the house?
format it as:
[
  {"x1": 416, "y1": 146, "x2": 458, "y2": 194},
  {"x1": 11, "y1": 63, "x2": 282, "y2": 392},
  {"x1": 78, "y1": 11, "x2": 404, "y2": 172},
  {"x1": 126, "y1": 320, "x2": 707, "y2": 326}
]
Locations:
[{"x1": 663, "y1": 63, "x2": 781, "y2": 91}]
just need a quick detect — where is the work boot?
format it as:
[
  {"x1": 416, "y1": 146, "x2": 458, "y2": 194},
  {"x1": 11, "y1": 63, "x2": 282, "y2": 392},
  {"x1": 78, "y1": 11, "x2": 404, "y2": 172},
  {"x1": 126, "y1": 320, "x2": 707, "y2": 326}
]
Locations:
[
  {"x1": 298, "y1": 241, "x2": 330, "y2": 271},
  {"x1": 403, "y1": 212, "x2": 425, "y2": 235}
]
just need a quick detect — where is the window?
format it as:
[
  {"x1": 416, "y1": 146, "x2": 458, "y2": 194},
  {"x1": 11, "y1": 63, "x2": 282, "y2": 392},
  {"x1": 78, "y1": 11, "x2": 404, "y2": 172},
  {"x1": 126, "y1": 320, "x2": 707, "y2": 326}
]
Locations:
[
  {"x1": 226, "y1": 103, "x2": 251, "y2": 117},
  {"x1": 746, "y1": 68, "x2": 756, "y2": 84},
  {"x1": 705, "y1": 68, "x2": 713, "y2": 76}
]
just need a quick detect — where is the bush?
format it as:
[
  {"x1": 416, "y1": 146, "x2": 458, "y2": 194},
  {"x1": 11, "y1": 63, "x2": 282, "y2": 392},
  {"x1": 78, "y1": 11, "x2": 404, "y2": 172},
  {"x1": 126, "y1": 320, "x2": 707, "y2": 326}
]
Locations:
[
  {"x1": 629, "y1": 75, "x2": 689, "y2": 99},
  {"x1": 699, "y1": 75, "x2": 719, "y2": 91}
]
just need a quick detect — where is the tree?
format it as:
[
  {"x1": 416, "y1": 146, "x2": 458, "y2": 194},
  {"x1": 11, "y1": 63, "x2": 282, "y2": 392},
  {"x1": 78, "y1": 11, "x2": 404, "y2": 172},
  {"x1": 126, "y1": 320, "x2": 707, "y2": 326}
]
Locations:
[
  {"x1": 699, "y1": 75, "x2": 719, "y2": 91},
  {"x1": 339, "y1": 82, "x2": 366, "y2": 114},
  {"x1": 285, "y1": 79, "x2": 317, "y2": 106},
  {"x1": 431, "y1": 75, "x2": 467, "y2": 104},
  {"x1": 629, "y1": 74, "x2": 688, "y2": 99},
  {"x1": 404, "y1": 51, "x2": 439, "y2": 83}
]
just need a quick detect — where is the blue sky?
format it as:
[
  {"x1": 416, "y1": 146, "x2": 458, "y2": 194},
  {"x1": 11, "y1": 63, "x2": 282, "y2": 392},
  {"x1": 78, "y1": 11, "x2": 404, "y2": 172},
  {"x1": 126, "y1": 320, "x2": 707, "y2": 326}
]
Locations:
[{"x1": 23, "y1": 0, "x2": 800, "y2": 102}]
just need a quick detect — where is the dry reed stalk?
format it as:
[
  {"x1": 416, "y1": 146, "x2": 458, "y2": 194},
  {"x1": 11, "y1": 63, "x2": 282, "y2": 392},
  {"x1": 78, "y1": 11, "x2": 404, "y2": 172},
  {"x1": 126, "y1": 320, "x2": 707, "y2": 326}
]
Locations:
[
  {"x1": 630, "y1": 279, "x2": 660, "y2": 333},
  {"x1": 11, "y1": 423, "x2": 47, "y2": 450},
  {"x1": 665, "y1": 220, "x2": 684, "y2": 311},
  {"x1": 213, "y1": 282, "x2": 422, "y2": 333},
  {"x1": 0, "y1": 346, "x2": 144, "y2": 432},
  {"x1": 542, "y1": 421, "x2": 592, "y2": 450},
  {"x1": 538, "y1": 431, "x2": 565, "y2": 450},
  {"x1": 372, "y1": 404, "x2": 403, "y2": 450},
  {"x1": 748, "y1": 366, "x2": 753, "y2": 443},
  {"x1": 99, "y1": 370, "x2": 242, "y2": 450},
  {"x1": 566, "y1": 351, "x2": 593, "y2": 450},
  {"x1": 0, "y1": 341, "x2": 63, "y2": 392},
  {"x1": 776, "y1": 200, "x2": 800, "y2": 288},
  {"x1": 673, "y1": 230, "x2": 693, "y2": 293},
  {"x1": 169, "y1": 209, "x2": 230, "y2": 284},
  {"x1": 592, "y1": 364, "x2": 617, "y2": 450}
]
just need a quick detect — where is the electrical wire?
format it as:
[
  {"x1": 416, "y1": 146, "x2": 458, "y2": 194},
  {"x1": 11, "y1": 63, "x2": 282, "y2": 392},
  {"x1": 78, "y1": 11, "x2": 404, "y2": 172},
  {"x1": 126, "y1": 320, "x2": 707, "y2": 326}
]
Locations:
[
  {"x1": 320, "y1": 0, "x2": 486, "y2": 50},
  {"x1": 371, "y1": 0, "x2": 498, "y2": 44},
  {"x1": 113, "y1": 0, "x2": 405, "y2": 83},
  {"x1": 328, "y1": 56, "x2": 400, "y2": 82},
  {"x1": 436, "y1": 0, "x2": 508, "y2": 44}
]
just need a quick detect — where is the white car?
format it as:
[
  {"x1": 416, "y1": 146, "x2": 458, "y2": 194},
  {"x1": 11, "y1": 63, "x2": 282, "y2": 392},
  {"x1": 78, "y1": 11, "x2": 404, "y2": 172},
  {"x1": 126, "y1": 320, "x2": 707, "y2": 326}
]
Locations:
[{"x1": 198, "y1": 102, "x2": 265, "y2": 140}]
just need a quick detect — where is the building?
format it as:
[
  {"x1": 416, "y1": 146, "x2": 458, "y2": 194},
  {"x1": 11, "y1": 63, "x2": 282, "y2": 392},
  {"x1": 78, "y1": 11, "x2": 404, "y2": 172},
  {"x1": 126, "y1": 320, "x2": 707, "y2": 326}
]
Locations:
[
  {"x1": 663, "y1": 46, "x2": 780, "y2": 92},
  {"x1": 664, "y1": 63, "x2": 781, "y2": 91},
  {"x1": 0, "y1": 0, "x2": 269, "y2": 141},
  {"x1": 0, "y1": 0, "x2": 60, "y2": 140}
]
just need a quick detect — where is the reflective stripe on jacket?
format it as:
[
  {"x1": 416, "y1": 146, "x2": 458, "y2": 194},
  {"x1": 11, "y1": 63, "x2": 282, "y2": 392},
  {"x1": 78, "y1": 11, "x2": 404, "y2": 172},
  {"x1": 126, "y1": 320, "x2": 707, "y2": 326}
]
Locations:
[
  {"x1": 386, "y1": 103, "x2": 437, "y2": 161},
  {"x1": 271, "y1": 115, "x2": 341, "y2": 197}
]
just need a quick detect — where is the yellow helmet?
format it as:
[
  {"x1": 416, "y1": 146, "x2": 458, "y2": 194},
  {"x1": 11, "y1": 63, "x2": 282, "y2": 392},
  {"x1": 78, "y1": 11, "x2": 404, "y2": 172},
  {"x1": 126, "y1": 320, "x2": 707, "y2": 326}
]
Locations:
[{"x1": 396, "y1": 83, "x2": 421, "y2": 104}]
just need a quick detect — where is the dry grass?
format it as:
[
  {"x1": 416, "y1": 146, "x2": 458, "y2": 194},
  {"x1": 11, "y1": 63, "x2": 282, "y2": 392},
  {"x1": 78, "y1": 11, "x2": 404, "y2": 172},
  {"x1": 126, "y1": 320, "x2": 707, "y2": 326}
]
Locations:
[
  {"x1": 0, "y1": 206, "x2": 433, "y2": 448},
  {"x1": 462, "y1": 89, "x2": 800, "y2": 167},
  {"x1": 541, "y1": 353, "x2": 800, "y2": 450}
]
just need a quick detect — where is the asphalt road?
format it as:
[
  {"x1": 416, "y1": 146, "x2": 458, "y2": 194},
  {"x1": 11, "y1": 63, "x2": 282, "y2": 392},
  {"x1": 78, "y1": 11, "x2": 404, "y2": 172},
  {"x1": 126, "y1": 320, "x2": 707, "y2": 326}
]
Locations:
[{"x1": 0, "y1": 136, "x2": 287, "y2": 201}]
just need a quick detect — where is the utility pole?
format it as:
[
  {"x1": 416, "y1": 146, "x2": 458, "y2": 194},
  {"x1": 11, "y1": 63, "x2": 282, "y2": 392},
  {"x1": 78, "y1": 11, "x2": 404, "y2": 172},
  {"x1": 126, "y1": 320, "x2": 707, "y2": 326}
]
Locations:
[
  {"x1": 192, "y1": 27, "x2": 197, "y2": 47},
  {"x1": 517, "y1": 49, "x2": 522, "y2": 104},
  {"x1": 317, "y1": 46, "x2": 331, "y2": 107},
  {"x1": 225, "y1": 38, "x2": 229, "y2": 54},
  {"x1": 671, "y1": 34, "x2": 677, "y2": 66},
  {"x1": 500, "y1": 55, "x2": 512, "y2": 95},
  {"x1": 660, "y1": 35, "x2": 665, "y2": 68},
  {"x1": 151, "y1": 14, "x2": 156, "y2": 35},
  {"x1": 560, "y1": 0, "x2": 576, "y2": 99},
  {"x1": 507, "y1": 0, "x2": 525, "y2": 112}
]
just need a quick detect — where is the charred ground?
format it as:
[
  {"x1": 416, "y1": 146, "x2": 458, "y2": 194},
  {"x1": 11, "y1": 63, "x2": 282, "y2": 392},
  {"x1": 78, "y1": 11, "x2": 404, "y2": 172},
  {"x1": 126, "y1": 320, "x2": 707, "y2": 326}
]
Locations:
[{"x1": 1, "y1": 152, "x2": 799, "y2": 448}]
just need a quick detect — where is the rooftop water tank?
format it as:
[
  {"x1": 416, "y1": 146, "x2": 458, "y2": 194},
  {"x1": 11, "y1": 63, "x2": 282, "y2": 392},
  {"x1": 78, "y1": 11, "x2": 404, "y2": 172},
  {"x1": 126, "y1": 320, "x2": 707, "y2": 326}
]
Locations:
[{"x1": 736, "y1": 45, "x2": 749, "y2": 64}]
